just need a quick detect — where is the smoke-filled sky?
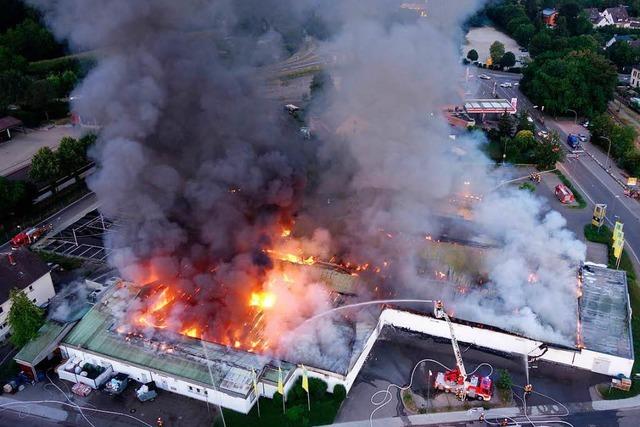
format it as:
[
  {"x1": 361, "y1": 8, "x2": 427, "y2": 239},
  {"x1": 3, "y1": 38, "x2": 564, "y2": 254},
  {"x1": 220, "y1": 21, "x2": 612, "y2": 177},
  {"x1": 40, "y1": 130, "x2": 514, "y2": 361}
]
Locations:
[{"x1": 31, "y1": 0, "x2": 585, "y2": 359}]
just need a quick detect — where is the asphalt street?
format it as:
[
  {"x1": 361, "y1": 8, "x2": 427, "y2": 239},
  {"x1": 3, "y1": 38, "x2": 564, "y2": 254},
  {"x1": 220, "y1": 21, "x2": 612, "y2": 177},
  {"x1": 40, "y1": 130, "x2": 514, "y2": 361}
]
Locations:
[
  {"x1": 0, "y1": 192, "x2": 99, "y2": 253},
  {"x1": 470, "y1": 68, "x2": 640, "y2": 270}
]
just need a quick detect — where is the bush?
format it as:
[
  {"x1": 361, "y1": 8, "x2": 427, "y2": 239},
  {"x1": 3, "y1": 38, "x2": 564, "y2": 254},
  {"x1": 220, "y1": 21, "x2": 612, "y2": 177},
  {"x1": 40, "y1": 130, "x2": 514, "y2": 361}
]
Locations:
[
  {"x1": 308, "y1": 377, "x2": 327, "y2": 399},
  {"x1": 496, "y1": 369, "x2": 512, "y2": 390},
  {"x1": 333, "y1": 384, "x2": 346, "y2": 402}
]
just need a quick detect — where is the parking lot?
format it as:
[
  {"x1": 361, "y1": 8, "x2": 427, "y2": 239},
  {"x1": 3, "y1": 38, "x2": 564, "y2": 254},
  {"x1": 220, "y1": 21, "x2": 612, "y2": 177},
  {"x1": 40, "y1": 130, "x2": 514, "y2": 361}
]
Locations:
[
  {"x1": 336, "y1": 326, "x2": 609, "y2": 424},
  {"x1": 36, "y1": 210, "x2": 116, "y2": 263},
  {"x1": 0, "y1": 369, "x2": 217, "y2": 427}
]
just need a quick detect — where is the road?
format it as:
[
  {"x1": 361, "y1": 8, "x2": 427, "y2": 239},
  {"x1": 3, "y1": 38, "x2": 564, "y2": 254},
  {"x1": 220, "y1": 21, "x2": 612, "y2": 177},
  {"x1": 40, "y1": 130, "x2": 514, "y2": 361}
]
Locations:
[
  {"x1": 471, "y1": 68, "x2": 640, "y2": 271},
  {"x1": 0, "y1": 192, "x2": 99, "y2": 253}
]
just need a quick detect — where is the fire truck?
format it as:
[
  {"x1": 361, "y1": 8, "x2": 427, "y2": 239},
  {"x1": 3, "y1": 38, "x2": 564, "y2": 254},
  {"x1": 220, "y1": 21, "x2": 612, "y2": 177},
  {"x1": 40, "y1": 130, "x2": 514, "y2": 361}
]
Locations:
[
  {"x1": 555, "y1": 184, "x2": 575, "y2": 204},
  {"x1": 432, "y1": 301, "x2": 493, "y2": 401},
  {"x1": 10, "y1": 224, "x2": 52, "y2": 249}
]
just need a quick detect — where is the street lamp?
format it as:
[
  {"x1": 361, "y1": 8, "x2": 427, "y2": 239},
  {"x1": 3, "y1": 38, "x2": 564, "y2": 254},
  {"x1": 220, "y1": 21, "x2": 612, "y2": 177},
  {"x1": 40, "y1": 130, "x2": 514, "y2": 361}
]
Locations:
[
  {"x1": 567, "y1": 109, "x2": 577, "y2": 124},
  {"x1": 600, "y1": 136, "x2": 612, "y2": 170}
]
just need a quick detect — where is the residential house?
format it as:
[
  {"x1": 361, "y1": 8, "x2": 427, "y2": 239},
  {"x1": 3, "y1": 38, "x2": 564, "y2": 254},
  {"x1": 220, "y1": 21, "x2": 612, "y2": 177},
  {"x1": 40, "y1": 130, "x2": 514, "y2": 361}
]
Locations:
[
  {"x1": 542, "y1": 8, "x2": 559, "y2": 27},
  {"x1": 631, "y1": 66, "x2": 640, "y2": 88},
  {"x1": 605, "y1": 34, "x2": 633, "y2": 49},
  {"x1": 602, "y1": 6, "x2": 631, "y2": 27},
  {"x1": 0, "y1": 250, "x2": 55, "y2": 342},
  {"x1": 586, "y1": 8, "x2": 609, "y2": 27}
]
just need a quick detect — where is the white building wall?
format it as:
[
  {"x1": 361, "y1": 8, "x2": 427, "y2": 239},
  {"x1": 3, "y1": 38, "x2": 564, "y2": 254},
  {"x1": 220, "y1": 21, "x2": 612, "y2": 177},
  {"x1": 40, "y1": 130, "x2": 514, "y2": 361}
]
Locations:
[
  {"x1": 0, "y1": 272, "x2": 55, "y2": 341},
  {"x1": 60, "y1": 345, "x2": 255, "y2": 413},
  {"x1": 379, "y1": 309, "x2": 633, "y2": 378}
]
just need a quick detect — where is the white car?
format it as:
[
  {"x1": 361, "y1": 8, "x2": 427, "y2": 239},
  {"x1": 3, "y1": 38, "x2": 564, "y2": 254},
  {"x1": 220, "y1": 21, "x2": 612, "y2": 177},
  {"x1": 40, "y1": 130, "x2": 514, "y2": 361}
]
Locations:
[
  {"x1": 538, "y1": 130, "x2": 549, "y2": 138},
  {"x1": 478, "y1": 74, "x2": 491, "y2": 80},
  {"x1": 499, "y1": 82, "x2": 512, "y2": 88}
]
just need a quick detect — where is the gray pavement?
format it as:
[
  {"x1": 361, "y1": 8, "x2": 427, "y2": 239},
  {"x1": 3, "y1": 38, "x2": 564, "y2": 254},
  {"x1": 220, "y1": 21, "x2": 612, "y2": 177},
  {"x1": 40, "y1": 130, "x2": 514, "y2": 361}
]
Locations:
[
  {"x1": 0, "y1": 370, "x2": 218, "y2": 427},
  {"x1": 0, "y1": 125, "x2": 84, "y2": 177},
  {"x1": 0, "y1": 192, "x2": 99, "y2": 253},
  {"x1": 336, "y1": 327, "x2": 609, "y2": 425}
]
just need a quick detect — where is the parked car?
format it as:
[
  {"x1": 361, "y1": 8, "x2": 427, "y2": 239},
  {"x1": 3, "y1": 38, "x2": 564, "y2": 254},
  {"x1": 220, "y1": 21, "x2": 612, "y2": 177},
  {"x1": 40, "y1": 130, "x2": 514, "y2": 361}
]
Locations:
[
  {"x1": 499, "y1": 82, "x2": 512, "y2": 88},
  {"x1": 478, "y1": 74, "x2": 491, "y2": 80},
  {"x1": 578, "y1": 134, "x2": 588, "y2": 142},
  {"x1": 581, "y1": 120, "x2": 590, "y2": 128},
  {"x1": 537, "y1": 130, "x2": 549, "y2": 139}
]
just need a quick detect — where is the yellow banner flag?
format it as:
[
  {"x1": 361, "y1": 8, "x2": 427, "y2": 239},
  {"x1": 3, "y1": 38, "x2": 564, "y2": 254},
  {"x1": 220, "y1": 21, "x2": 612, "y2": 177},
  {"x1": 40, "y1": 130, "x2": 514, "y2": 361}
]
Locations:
[
  {"x1": 252, "y1": 369, "x2": 259, "y2": 396},
  {"x1": 301, "y1": 365, "x2": 309, "y2": 392},
  {"x1": 613, "y1": 222, "x2": 624, "y2": 241},
  {"x1": 277, "y1": 367, "x2": 284, "y2": 395},
  {"x1": 614, "y1": 238, "x2": 624, "y2": 259}
]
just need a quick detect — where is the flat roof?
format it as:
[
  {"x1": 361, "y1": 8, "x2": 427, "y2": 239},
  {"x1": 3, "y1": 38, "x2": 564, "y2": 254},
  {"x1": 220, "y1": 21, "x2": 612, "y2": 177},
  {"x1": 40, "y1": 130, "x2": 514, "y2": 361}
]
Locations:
[
  {"x1": 580, "y1": 263, "x2": 633, "y2": 359},
  {"x1": 15, "y1": 321, "x2": 77, "y2": 367},
  {"x1": 464, "y1": 99, "x2": 516, "y2": 114},
  {"x1": 60, "y1": 266, "x2": 379, "y2": 394}
]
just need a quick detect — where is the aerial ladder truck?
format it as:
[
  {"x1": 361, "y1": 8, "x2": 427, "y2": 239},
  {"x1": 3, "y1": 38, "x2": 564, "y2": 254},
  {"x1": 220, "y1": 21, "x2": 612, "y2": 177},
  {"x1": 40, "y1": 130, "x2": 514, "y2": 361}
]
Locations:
[{"x1": 432, "y1": 300, "x2": 493, "y2": 401}]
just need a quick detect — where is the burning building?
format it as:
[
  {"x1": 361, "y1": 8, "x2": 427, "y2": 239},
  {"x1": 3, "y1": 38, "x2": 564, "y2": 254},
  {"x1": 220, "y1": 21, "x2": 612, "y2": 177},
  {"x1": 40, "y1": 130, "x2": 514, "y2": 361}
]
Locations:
[{"x1": 53, "y1": 259, "x2": 632, "y2": 414}]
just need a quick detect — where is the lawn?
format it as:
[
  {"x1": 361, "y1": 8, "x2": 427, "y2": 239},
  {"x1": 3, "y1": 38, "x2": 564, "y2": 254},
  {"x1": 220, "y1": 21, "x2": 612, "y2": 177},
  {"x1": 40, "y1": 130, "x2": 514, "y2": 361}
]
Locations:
[
  {"x1": 584, "y1": 224, "x2": 640, "y2": 399},
  {"x1": 215, "y1": 378, "x2": 345, "y2": 427}
]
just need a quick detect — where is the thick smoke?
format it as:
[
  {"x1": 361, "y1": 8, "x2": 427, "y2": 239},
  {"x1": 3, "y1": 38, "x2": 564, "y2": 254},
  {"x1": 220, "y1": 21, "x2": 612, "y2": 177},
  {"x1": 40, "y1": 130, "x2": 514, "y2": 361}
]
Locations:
[{"x1": 31, "y1": 0, "x2": 585, "y2": 368}]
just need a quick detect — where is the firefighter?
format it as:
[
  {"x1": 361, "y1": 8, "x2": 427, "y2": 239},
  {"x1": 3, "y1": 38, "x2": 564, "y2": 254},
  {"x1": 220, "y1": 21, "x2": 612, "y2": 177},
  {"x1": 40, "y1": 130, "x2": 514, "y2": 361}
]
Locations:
[
  {"x1": 524, "y1": 384, "x2": 533, "y2": 394},
  {"x1": 479, "y1": 412, "x2": 485, "y2": 422},
  {"x1": 156, "y1": 417, "x2": 164, "y2": 427},
  {"x1": 500, "y1": 418, "x2": 509, "y2": 426}
]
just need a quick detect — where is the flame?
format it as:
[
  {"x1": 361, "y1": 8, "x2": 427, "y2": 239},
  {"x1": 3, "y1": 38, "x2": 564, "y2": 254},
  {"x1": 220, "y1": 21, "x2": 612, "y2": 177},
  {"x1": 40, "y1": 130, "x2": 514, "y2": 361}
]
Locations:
[
  {"x1": 150, "y1": 287, "x2": 174, "y2": 312},
  {"x1": 267, "y1": 250, "x2": 316, "y2": 265},
  {"x1": 281, "y1": 228, "x2": 292, "y2": 237},
  {"x1": 182, "y1": 326, "x2": 199, "y2": 338},
  {"x1": 249, "y1": 291, "x2": 277, "y2": 310}
]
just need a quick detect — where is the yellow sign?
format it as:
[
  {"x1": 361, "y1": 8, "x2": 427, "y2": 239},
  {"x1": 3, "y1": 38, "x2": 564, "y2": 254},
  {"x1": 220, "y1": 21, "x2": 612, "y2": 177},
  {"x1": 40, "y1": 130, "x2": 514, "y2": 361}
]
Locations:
[
  {"x1": 592, "y1": 204, "x2": 607, "y2": 227},
  {"x1": 627, "y1": 177, "x2": 638, "y2": 186},
  {"x1": 486, "y1": 56, "x2": 493, "y2": 66},
  {"x1": 613, "y1": 237, "x2": 624, "y2": 259},
  {"x1": 613, "y1": 222, "x2": 624, "y2": 241},
  {"x1": 301, "y1": 365, "x2": 309, "y2": 392}
]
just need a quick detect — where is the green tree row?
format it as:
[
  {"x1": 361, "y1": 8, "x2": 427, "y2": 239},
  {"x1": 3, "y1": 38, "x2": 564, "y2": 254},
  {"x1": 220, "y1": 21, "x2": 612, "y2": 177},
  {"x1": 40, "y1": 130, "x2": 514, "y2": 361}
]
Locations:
[
  {"x1": 485, "y1": 0, "x2": 618, "y2": 117},
  {"x1": 0, "y1": 2, "x2": 84, "y2": 125},
  {"x1": 589, "y1": 114, "x2": 640, "y2": 176},
  {"x1": 29, "y1": 134, "x2": 97, "y2": 190},
  {"x1": 485, "y1": 112, "x2": 564, "y2": 169}
]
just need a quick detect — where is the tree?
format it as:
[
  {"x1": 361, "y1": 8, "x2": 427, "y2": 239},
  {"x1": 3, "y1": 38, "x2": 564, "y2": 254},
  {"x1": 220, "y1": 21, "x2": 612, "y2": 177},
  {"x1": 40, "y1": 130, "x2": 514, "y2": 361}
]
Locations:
[
  {"x1": 498, "y1": 113, "x2": 514, "y2": 138},
  {"x1": 7, "y1": 288, "x2": 45, "y2": 347},
  {"x1": 23, "y1": 79, "x2": 56, "y2": 120},
  {"x1": 467, "y1": 49, "x2": 479, "y2": 62},
  {"x1": 521, "y1": 50, "x2": 617, "y2": 117},
  {"x1": 0, "y1": 178, "x2": 30, "y2": 219},
  {"x1": 500, "y1": 51, "x2": 517, "y2": 68},
  {"x1": 490, "y1": 41, "x2": 506, "y2": 64},
  {"x1": 496, "y1": 369, "x2": 513, "y2": 390},
  {"x1": 534, "y1": 132, "x2": 564, "y2": 169},
  {"x1": 607, "y1": 42, "x2": 640, "y2": 71},
  {"x1": 333, "y1": 384, "x2": 347, "y2": 402},
  {"x1": 57, "y1": 136, "x2": 86, "y2": 181},
  {"x1": 514, "y1": 24, "x2": 536, "y2": 47},
  {"x1": 0, "y1": 19, "x2": 63, "y2": 61},
  {"x1": 29, "y1": 146, "x2": 60, "y2": 189},
  {"x1": 516, "y1": 111, "x2": 535, "y2": 132}
]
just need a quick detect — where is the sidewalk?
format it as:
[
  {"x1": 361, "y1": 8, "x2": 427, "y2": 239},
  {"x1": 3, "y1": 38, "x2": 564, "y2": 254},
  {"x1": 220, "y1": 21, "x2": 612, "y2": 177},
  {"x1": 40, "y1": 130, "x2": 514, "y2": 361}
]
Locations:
[{"x1": 328, "y1": 393, "x2": 640, "y2": 427}]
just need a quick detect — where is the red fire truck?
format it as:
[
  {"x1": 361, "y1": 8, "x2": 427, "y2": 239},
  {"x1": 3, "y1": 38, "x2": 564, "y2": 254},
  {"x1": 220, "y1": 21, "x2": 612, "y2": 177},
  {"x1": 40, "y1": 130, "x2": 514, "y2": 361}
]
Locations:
[
  {"x1": 432, "y1": 301, "x2": 493, "y2": 401},
  {"x1": 555, "y1": 184, "x2": 575, "y2": 204},
  {"x1": 434, "y1": 367, "x2": 493, "y2": 400},
  {"x1": 10, "y1": 224, "x2": 52, "y2": 249}
]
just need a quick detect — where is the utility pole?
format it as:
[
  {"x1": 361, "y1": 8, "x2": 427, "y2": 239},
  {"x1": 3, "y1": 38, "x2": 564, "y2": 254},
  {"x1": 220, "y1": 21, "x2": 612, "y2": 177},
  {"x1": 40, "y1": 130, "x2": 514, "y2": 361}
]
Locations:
[{"x1": 600, "y1": 136, "x2": 612, "y2": 170}]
